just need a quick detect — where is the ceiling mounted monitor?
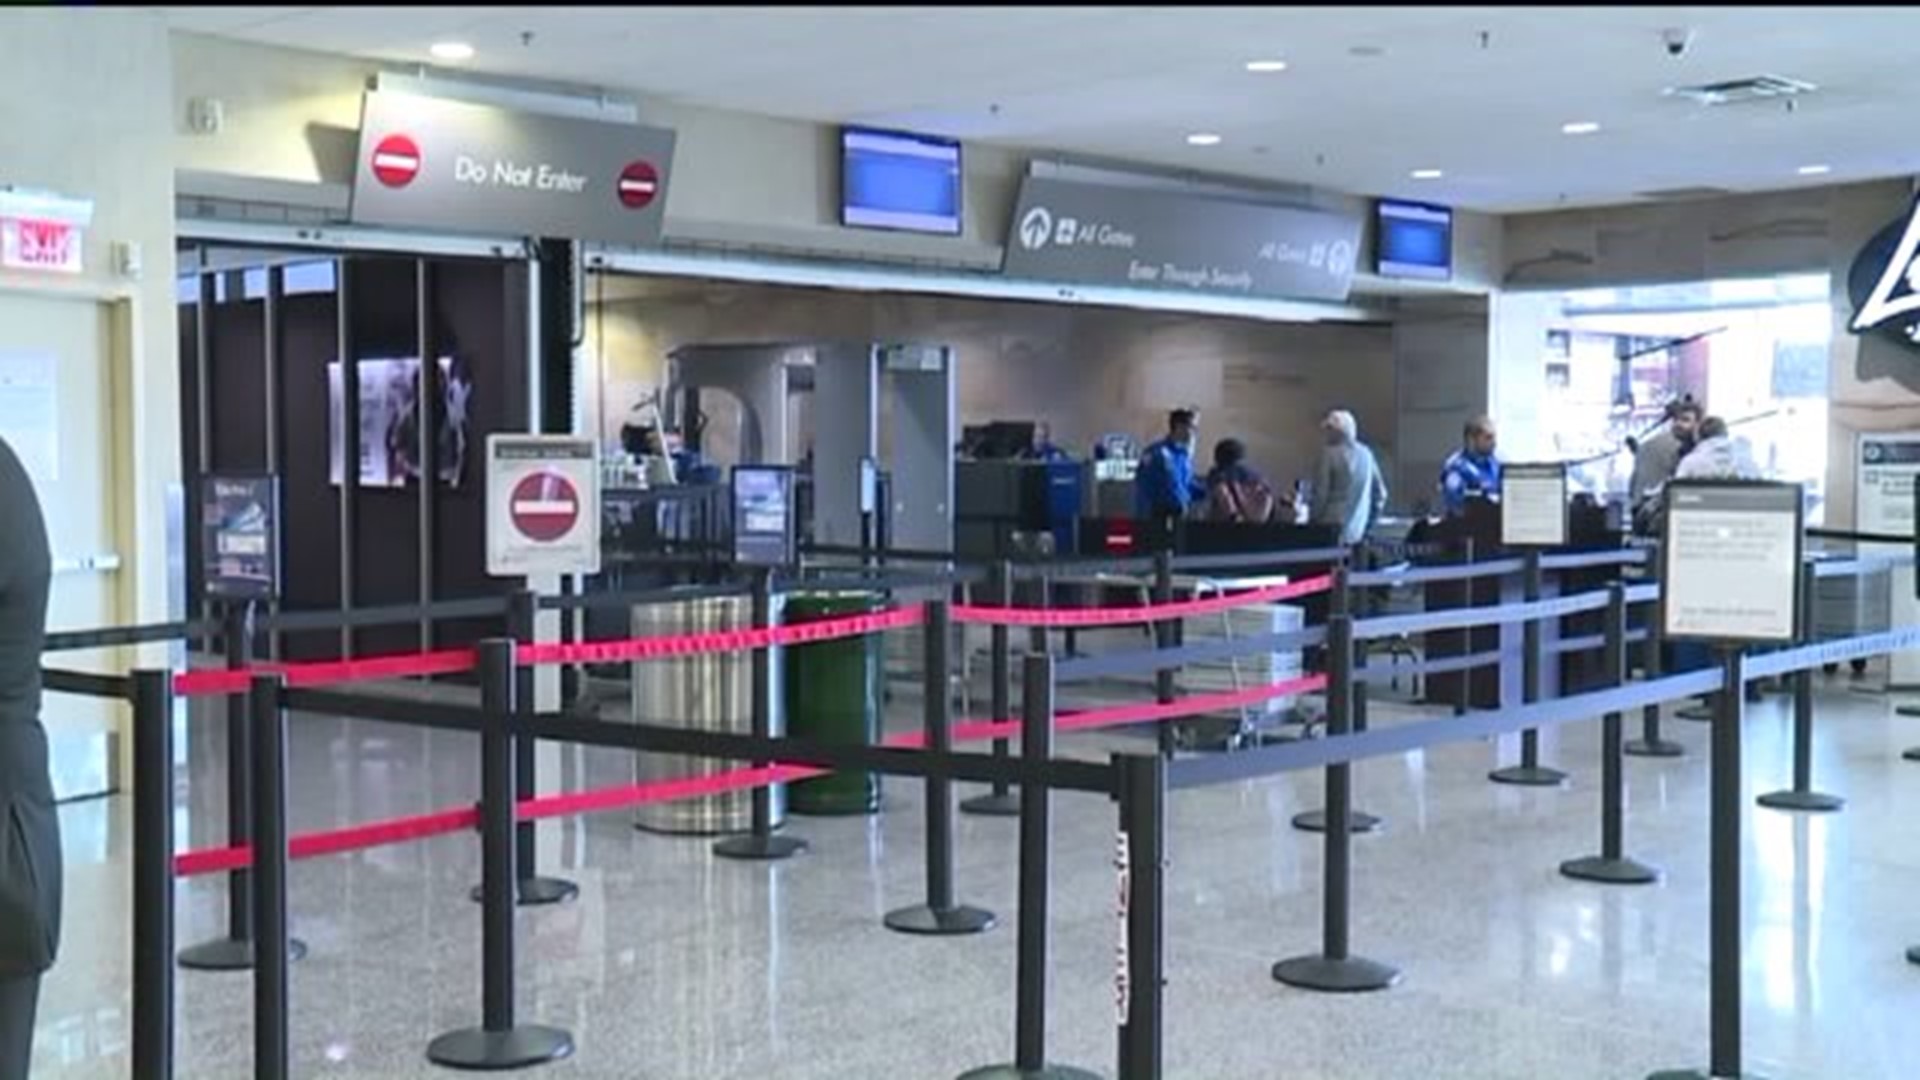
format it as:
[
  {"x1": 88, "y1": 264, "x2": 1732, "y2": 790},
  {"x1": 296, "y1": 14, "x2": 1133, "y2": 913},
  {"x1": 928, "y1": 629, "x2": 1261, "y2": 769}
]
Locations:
[
  {"x1": 841, "y1": 126, "x2": 963, "y2": 236},
  {"x1": 1375, "y1": 199, "x2": 1453, "y2": 281}
]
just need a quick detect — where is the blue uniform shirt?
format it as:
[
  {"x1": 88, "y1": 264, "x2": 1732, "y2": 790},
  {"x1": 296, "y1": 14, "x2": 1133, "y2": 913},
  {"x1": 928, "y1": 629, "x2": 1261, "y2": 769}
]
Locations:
[
  {"x1": 1438, "y1": 448, "x2": 1501, "y2": 516},
  {"x1": 1134, "y1": 437, "x2": 1205, "y2": 519}
]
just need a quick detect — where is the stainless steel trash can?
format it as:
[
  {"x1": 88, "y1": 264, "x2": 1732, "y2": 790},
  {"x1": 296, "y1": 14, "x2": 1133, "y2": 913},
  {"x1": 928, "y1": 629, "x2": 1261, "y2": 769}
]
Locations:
[{"x1": 631, "y1": 594, "x2": 786, "y2": 835}]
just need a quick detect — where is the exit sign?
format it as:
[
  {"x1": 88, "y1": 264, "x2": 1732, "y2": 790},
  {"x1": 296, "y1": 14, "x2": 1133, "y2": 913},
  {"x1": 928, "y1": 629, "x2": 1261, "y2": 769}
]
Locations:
[{"x1": 1, "y1": 217, "x2": 82, "y2": 274}]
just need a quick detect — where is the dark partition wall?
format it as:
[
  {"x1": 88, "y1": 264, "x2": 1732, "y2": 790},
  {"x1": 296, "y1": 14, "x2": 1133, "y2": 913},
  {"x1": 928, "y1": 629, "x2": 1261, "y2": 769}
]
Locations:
[{"x1": 179, "y1": 250, "x2": 530, "y2": 661}]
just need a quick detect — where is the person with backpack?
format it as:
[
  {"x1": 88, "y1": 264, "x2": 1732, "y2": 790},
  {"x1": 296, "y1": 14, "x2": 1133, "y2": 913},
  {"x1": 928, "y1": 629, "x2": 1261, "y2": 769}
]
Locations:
[{"x1": 1203, "y1": 437, "x2": 1277, "y2": 523}]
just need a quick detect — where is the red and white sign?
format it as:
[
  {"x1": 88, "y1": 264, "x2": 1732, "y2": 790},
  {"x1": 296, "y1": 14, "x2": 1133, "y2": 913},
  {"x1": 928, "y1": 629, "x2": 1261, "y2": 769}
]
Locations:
[
  {"x1": 371, "y1": 134, "x2": 423, "y2": 189},
  {"x1": 1, "y1": 217, "x2": 82, "y2": 274},
  {"x1": 486, "y1": 435, "x2": 600, "y2": 577},
  {"x1": 617, "y1": 160, "x2": 659, "y2": 209}
]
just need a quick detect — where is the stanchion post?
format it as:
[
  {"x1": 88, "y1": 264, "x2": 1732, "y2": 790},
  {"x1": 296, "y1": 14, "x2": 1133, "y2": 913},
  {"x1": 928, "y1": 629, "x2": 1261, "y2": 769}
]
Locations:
[
  {"x1": 1758, "y1": 562, "x2": 1844, "y2": 812},
  {"x1": 427, "y1": 639, "x2": 574, "y2": 1069},
  {"x1": 1294, "y1": 566, "x2": 1382, "y2": 834},
  {"x1": 886, "y1": 600, "x2": 995, "y2": 935},
  {"x1": 131, "y1": 669, "x2": 176, "y2": 1080},
  {"x1": 1650, "y1": 647, "x2": 1753, "y2": 1080},
  {"x1": 250, "y1": 674, "x2": 290, "y2": 1080},
  {"x1": 1273, "y1": 613, "x2": 1400, "y2": 993},
  {"x1": 1625, "y1": 606, "x2": 1685, "y2": 758},
  {"x1": 962, "y1": 559, "x2": 1021, "y2": 817},
  {"x1": 1490, "y1": 551, "x2": 1569, "y2": 786},
  {"x1": 180, "y1": 600, "x2": 307, "y2": 970},
  {"x1": 1454, "y1": 538, "x2": 1475, "y2": 717},
  {"x1": 1152, "y1": 550, "x2": 1177, "y2": 757},
  {"x1": 1560, "y1": 584, "x2": 1659, "y2": 885},
  {"x1": 1115, "y1": 752, "x2": 1167, "y2": 1080},
  {"x1": 956, "y1": 654, "x2": 1100, "y2": 1080},
  {"x1": 472, "y1": 588, "x2": 579, "y2": 906},
  {"x1": 715, "y1": 569, "x2": 808, "y2": 861}
]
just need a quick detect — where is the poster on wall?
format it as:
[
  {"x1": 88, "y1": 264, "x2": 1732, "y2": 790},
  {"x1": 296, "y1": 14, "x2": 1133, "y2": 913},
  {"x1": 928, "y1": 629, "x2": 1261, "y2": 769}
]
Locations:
[
  {"x1": 327, "y1": 357, "x2": 473, "y2": 488},
  {"x1": 1855, "y1": 433, "x2": 1920, "y2": 685}
]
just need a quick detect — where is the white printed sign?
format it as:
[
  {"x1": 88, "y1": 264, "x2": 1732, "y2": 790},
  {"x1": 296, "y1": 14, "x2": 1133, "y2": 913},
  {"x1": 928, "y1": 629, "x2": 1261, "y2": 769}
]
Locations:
[
  {"x1": 486, "y1": 434, "x2": 601, "y2": 577},
  {"x1": 1662, "y1": 482, "x2": 1802, "y2": 644},
  {"x1": 1500, "y1": 462, "x2": 1569, "y2": 548},
  {"x1": 1856, "y1": 433, "x2": 1920, "y2": 685}
]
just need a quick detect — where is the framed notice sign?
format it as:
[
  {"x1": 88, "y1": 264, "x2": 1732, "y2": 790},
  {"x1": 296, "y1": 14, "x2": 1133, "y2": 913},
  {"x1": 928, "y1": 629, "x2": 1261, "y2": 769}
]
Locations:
[
  {"x1": 1500, "y1": 462, "x2": 1569, "y2": 548},
  {"x1": 732, "y1": 465, "x2": 796, "y2": 568},
  {"x1": 485, "y1": 435, "x2": 601, "y2": 578},
  {"x1": 201, "y1": 474, "x2": 281, "y2": 601},
  {"x1": 1660, "y1": 480, "x2": 1804, "y2": 645}
]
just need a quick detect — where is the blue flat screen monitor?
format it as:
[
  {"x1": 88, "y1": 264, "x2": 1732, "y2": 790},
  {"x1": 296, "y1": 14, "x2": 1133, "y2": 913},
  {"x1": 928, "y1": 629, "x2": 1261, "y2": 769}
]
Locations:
[
  {"x1": 841, "y1": 126, "x2": 963, "y2": 235},
  {"x1": 1376, "y1": 199, "x2": 1453, "y2": 281}
]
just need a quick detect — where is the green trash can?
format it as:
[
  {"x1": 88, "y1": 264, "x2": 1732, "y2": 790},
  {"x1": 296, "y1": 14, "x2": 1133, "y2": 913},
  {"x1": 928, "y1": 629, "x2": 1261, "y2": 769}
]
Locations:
[{"x1": 785, "y1": 590, "x2": 885, "y2": 816}]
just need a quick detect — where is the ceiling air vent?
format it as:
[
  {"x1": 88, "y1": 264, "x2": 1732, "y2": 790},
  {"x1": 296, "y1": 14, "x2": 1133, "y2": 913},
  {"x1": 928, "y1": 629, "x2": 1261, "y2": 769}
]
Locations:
[
  {"x1": 1665, "y1": 75, "x2": 1817, "y2": 106},
  {"x1": 1636, "y1": 186, "x2": 1737, "y2": 201}
]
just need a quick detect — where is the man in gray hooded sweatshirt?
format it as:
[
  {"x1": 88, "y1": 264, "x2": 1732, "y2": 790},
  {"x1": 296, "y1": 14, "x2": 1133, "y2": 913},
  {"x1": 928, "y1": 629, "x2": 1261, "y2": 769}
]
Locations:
[{"x1": 1309, "y1": 409, "x2": 1388, "y2": 547}]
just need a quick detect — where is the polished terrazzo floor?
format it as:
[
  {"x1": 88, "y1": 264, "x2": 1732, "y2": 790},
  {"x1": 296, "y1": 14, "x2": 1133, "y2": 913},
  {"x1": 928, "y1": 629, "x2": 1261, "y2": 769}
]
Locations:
[{"x1": 29, "y1": 660, "x2": 1920, "y2": 1079}]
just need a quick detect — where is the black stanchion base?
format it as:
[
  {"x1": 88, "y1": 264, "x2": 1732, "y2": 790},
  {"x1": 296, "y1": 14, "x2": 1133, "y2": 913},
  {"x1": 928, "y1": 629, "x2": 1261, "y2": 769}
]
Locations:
[
  {"x1": 1559, "y1": 855, "x2": 1661, "y2": 886},
  {"x1": 883, "y1": 904, "x2": 997, "y2": 937},
  {"x1": 1676, "y1": 704, "x2": 1715, "y2": 722},
  {"x1": 1906, "y1": 946, "x2": 1920, "y2": 966},
  {"x1": 1647, "y1": 1069, "x2": 1768, "y2": 1079},
  {"x1": 1896, "y1": 705, "x2": 1920, "y2": 718},
  {"x1": 960, "y1": 791, "x2": 1022, "y2": 818},
  {"x1": 468, "y1": 876, "x2": 581, "y2": 908},
  {"x1": 1290, "y1": 809, "x2": 1383, "y2": 835},
  {"x1": 1756, "y1": 790, "x2": 1845, "y2": 813},
  {"x1": 1901, "y1": 747, "x2": 1920, "y2": 762},
  {"x1": 712, "y1": 833, "x2": 809, "y2": 861},
  {"x1": 425, "y1": 1024, "x2": 575, "y2": 1070},
  {"x1": 1271, "y1": 954, "x2": 1401, "y2": 993},
  {"x1": 1488, "y1": 765, "x2": 1568, "y2": 787},
  {"x1": 177, "y1": 935, "x2": 308, "y2": 972},
  {"x1": 1624, "y1": 738, "x2": 1686, "y2": 759},
  {"x1": 955, "y1": 1063, "x2": 1105, "y2": 1080}
]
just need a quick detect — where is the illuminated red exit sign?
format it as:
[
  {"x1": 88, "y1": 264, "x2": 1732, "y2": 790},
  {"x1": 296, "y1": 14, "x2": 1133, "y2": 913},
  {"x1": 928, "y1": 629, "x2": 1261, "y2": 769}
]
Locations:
[{"x1": 1, "y1": 217, "x2": 83, "y2": 274}]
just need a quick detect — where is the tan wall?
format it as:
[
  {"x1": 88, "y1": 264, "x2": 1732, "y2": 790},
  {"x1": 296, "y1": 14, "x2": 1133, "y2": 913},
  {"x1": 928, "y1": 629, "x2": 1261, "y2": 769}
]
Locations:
[{"x1": 584, "y1": 278, "x2": 1396, "y2": 494}]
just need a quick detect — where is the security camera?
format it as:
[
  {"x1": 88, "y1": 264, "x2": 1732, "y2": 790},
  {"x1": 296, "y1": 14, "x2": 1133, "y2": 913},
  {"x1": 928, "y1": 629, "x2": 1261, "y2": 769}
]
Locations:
[{"x1": 1661, "y1": 27, "x2": 1695, "y2": 58}]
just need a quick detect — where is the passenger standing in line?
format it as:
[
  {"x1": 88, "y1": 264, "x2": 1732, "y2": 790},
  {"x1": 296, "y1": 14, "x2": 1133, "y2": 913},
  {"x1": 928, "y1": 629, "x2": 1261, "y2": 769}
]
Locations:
[
  {"x1": 0, "y1": 435, "x2": 61, "y2": 1078},
  {"x1": 1629, "y1": 399, "x2": 1703, "y2": 536},
  {"x1": 1202, "y1": 438, "x2": 1277, "y2": 524},
  {"x1": 1308, "y1": 409, "x2": 1388, "y2": 546},
  {"x1": 1134, "y1": 408, "x2": 1207, "y2": 527},
  {"x1": 1437, "y1": 415, "x2": 1502, "y2": 517},
  {"x1": 1673, "y1": 415, "x2": 1761, "y2": 481}
]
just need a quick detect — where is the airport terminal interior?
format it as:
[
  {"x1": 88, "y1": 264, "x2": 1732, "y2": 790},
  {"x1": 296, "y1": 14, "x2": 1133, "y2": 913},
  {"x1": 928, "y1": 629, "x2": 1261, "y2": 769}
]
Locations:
[{"x1": 6, "y1": 6, "x2": 1920, "y2": 1079}]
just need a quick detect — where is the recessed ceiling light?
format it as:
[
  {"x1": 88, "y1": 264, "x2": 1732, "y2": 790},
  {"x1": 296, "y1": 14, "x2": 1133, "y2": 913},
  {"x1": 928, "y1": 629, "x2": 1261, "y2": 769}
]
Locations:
[
  {"x1": 1186, "y1": 132, "x2": 1223, "y2": 147},
  {"x1": 1561, "y1": 121, "x2": 1602, "y2": 135},
  {"x1": 1410, "y1": 168, "x2": 1444, "y2": 180},
  {"x1": 1797, "y1": 163, "x2": 1832, "y2": 176},
  {"x1": 430, "y1": 41, "x2": 475, "y2": 62},
  {"x1": 1245, "y1": 59, "x2": 1289, "y2": 73}
]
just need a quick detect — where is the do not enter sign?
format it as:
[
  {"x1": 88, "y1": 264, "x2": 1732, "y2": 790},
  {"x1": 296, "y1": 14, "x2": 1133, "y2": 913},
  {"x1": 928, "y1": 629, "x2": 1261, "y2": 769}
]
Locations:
[{"x1": 486, "y1": 435, "x2": 600, "y2": 578}]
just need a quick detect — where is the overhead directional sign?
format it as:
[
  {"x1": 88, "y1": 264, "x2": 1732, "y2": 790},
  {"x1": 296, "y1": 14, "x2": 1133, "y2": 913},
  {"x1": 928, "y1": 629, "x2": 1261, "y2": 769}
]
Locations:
[
  {"x1": 1000, "y1": 175, "x2": 1364, "y2": 303},
  {"x1": 486, "y1": 435, "x2": 600, "y2": 577},
  {"x1": 351, "y1": 90, "x2": 677, "y2": 245}
]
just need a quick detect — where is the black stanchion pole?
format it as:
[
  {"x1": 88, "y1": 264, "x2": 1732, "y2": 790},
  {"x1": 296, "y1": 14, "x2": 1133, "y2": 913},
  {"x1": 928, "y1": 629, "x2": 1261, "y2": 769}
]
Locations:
[
  {"x1": 715, "y1": 569, "x2": 808, "y2": 861},
  {"x1": 1561, "y1": 584, "x2": 1660, "y2": 885},
  {"x1": 886, "y1": 600, "x2": 995, "y2": 935},
  {"x1": 1273, "y1": 614, "x2": 1400, "y2": 993},
  {"x1": 1152, "y1": 550, "x2": 1178, "y2": 758},
  {"x1": 963, "y1": 559, "x2": 1021, "y2": 817},
  {"x1": 1650, "y1": 647, "x2": 1756, "y2": 1080},
  {"x1": 132, "y1": 670, "x2": 176, "y2": 1080},
  {"x1": 1625, "y1": 612, "x2": 1685, "y2": 758},
  {"x1": 1294, "y1": 567, "x2": 1382, "y2": 834},
  {"x1": 180, "y1": 600, "x2": 307, "y2": 970},
  {"x1": 1115, "y1": 752, "x2": 1167, "y2": 1080},
  {"x1": 472, "y1": 589, "x2": 579, "y2": 906},
  {"x1": 427, "y1": 640, "x2": 574, "y2": 1069},
  {"x1": 1491, "y1": 552, "x2": 1568, "y2": 787},
  {"x1": 250, "y1": 675, "x2": 291, "y2": 1080},
  {"x1": 1758, "y1": 563, "x2": 1844, "y2": 813},
  {"x1": 956, "y1": 654, "x2": 1100, "y2": 1080},
  {"x1": 1454, "y1": 538, "x2": 1475, "y2": 717}
]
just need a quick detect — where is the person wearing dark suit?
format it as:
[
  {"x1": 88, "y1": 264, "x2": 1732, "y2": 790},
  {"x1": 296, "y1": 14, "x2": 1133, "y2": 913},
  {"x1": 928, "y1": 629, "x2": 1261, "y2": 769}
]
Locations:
[{"x1": 0, "y1": 435, "x2": 61, "y2": 1076}]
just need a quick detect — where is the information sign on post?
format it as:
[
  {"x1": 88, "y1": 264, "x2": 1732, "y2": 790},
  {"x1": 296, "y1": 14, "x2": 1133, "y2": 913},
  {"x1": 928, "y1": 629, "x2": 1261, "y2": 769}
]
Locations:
[
  {"x1": 1660, "y1": 480, "x2": 1804, "y2": 645},
  {"x1": 485, "y1": 435, "x2": 601, "y2": 578},
  {"x1": 732, "y1": 465, "x2": 796, "y2": 569},
  {"x1": 201, "y1": 474, "x2": 282, "y2": 601},
  {"x1": 1499, "y1": 462, "x2": 1569, "y2": 549}
]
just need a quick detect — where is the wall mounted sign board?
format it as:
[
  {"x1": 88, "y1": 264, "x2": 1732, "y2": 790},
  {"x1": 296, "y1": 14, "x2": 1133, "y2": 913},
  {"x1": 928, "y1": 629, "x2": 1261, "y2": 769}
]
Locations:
[
  {"x1": 1500, "y1": 462, "x2": 1569, "y2": 548},
  {"x1": 1660, "y1": 480, "x2": 1803, "y2": 645},
  {"x1": 351, "y1": 90, "x2": 677, "y2": 245},
  {"x1": 1848, "y1": 195, "x2": 1920, "y2": 352},
  {"x1": 732, "y1": 465, "x2": 797, "y2": 569},
  {"x1": 1000, "y1": 175, "x2": 1363, "y2": 303},
  {"x1": 486, "y1": 435, "x2": 601, "y2": 577},
  {"x1": 1855, "y1": 433, "x2": 1920, "y2": 684},
  {"x1": 202, "y1": 474, "x2": 282, "y2": 601}
]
